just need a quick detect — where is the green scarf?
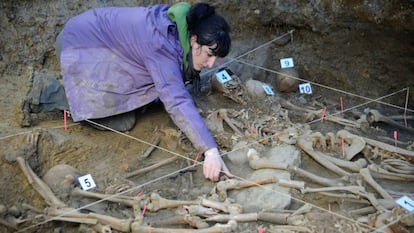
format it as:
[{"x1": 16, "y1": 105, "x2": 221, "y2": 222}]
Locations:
[{"x1": 167, "y1": 2, "x2": 191, "y2": 70}]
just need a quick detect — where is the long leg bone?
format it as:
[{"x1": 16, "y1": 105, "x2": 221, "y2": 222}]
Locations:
[
  {"x1": 151, "y1": 214, "x2": 209, "y2": 229},
  {"x1": 359, "y1": 168, "x2": 393, "y2": 200},
  {"x1": 247, "y1": 149, "x2": 347, "y2": 187},
  {"x1": 147, "y1": 193, "x2": 199, "y2": 212},
  {"x1": 216, "y1": 177, "x2": 276, "y2": 201},
  {"x1": 367, "y1": 109, "x2": 414, "y2": 134},
  {"x1": 71, "y1": 187, "x2": 138, "y2": 207},
  {"x1": 131, "y1": 220, "x2": 237, "y2": 233},
  {"x1": 215, "y1": 176, "x2": 304, "y2": 202},
  {"x1": 16, "y1": 156, "x2": 66, "y2": 208},
  {"x1": 125, "y1": 156, "x2": 180, "y2": 179},
  {"x1": 206, "y1": 211, "x2": 299, "y2": 225},
  {"x1": 138, "y1": 134, "x2": 160, "y2": 160},
  {"x1": 302, "y1": 186, "x2": 388, "y2": 212},
  {"x1": 47, "y1": 208, "x2": 133, "y2": 232},
  {"x1": 200, "y1": 198, "x2": 243, "y2": 215}
]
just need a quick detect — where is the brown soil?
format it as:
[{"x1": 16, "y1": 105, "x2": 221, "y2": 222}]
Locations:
[{"x1": 1, "y1": 1, "x2": 413, "y2": 233}]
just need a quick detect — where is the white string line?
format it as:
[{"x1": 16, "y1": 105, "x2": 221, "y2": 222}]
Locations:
[
  {"x1": 235, "y1": 59, "x2": 413, "y2": 113},
  {"x1": 14, "y1": 90, "x2": 403, "y2": 233},
  {"x1": 16, "y1": 163, "x2": 199, "y2": 233},
  {"x1": 200, "y1": 30, "x2": 295, "y2": 77},
  {"x1": 304, "y1": 88, "x2": 410, "y2": 126},
  {"x1": 6, "y1": 29, "x2": 410, "y2": 232},
  {"x1": 0, "y1": 123, "x2": 80, "y2": 140},
  {"x1": 404, "y1": 87, "x2": 410, "y2": 125}
]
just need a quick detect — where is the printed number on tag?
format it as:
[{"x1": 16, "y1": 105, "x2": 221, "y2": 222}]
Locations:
[
  {"x1": 215, "y1": 70, "x2": 232, "y2": 84},
  {"x1": 280, "y1": 58, "x2": 294, "y2": 68},
  {"x1": 78, "y1": 174, "x2": 96, "y2": 191},
  {"x1": 299, "y1": 82, "x2": 312, "y2": 94},
  {"x1": 262, "y1": 85, "x2": 275, "y2": 96},
  {"x1": 396, "y1": 195, "x2": 414, "y2": 212}
]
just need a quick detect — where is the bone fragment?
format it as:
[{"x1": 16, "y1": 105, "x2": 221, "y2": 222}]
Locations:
[
  {"x1": 268, "y1": 225, "x2": 313, "y2": 233},
  {"x1": 374, "y1": 211, "x2": 394, "y2": 233},
  {"x1": 71, "y1": 187, "x2": 136, "y2": 207},
  {"x1": 92, "y1": 223, "x2": 112, "y2": 233},
  {"x1": 147, "y1": 193, "x2": 199, "y2": 212},
  {"x1": 16, "y1": 157, "x2": 66, "y2": 208},
  {"x1": 367, "y1": 109, "x2": 414, "y2": 134},
  {"x1": 152, "y1": 214, "x2": 209, "y2": 229},
  {"x1": 359, "y1": 168, "x2": 393, "y2": 200},
  {"x1": 125, "y1": 155, "x2": 180, "y2": 179},
  {"x1": 297, "y1": 135, "x2": 351, "y2": 176},
  {"x1": 184, "y1": 205, "x2": 218, "y2": 216},
  {"x1": 348, "y1": 199, "x2": 396, "y2": 216},
  {"x1": 0, "y1": 218, "x2": 17, "y2": 230},
  {"x1": 138, "y1": 134, "x2": 160, "y2": 160},
  {"x1": 200, "y1": 199, "x2": 243, "y2": 215},
  {"x1": 218, "y1": 109, "x2": 244, "y2": 135},
  {"x1": 131, "y1": 220, "x2": 237, "y2": 233}
]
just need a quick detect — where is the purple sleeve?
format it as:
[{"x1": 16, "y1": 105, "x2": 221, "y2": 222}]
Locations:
[{"x1": 143, "y1": 46, "x2": 217, "y2": 152}]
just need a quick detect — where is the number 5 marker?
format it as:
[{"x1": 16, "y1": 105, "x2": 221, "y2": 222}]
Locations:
[{"x1": 78, "y1": 174, "x2": 97, "y2": 191}]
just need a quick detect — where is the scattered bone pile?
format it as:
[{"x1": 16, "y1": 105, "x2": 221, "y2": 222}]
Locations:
[{"x1": 1, "y1": 71, "x2": 413, "y2": 233}]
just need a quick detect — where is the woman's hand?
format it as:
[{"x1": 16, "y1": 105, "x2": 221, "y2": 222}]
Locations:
[{"x1": 203, "y1": 148, "x2": 233, "y2": 181}]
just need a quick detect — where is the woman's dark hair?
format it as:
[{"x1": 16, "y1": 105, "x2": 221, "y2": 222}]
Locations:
[{"x1": 187, "y1": 3, "x2": 231, "y2": 58}]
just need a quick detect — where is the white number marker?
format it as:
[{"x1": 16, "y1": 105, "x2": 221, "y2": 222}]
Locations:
[
  {"x1": 280, "y1": 58, "x2": 294, "y2": 68},
  {"x1": 262, "y1": 84, "x2": 275, "y2": 96},
  {"x1": 78, "y1": 174, "x2": 96, "y2": 191},
  {"x1": 396, "y1": 195, "x2": 414, "y2": 212},
  {"x1": 299, "y1": 82, "x2": 312, "y2": 94},
  {"x1": 215, "y1": 70, "x2": 232, "y2": 84}
]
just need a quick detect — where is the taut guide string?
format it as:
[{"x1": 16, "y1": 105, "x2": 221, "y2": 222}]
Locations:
[{"x1": 7, "y1": 30, "x2": 413, "y2": 232}]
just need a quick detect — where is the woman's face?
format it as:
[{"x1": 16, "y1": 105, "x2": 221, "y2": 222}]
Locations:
[{"x1": 190, "y1": 35, "x2": 217, "y2": 71}]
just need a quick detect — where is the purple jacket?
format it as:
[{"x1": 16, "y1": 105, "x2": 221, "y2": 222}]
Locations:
[{"x1": 60, "y1": 4, "x2": 217, "y2": 152}]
